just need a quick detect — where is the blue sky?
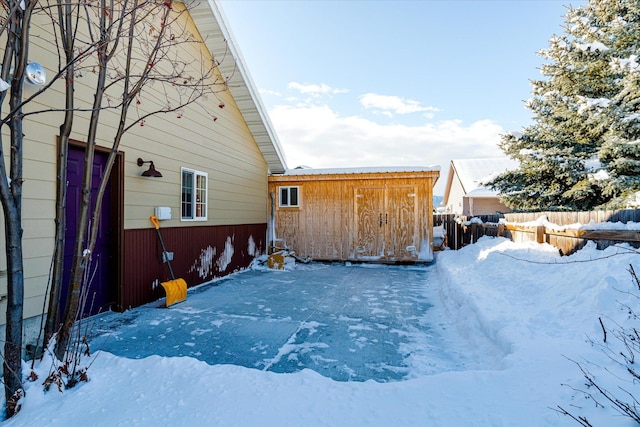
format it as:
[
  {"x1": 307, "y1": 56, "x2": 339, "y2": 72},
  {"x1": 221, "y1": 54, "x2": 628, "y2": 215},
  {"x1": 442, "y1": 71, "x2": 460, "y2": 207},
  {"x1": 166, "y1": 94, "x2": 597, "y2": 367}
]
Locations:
[{"x1": 218, "y1": 0, "x2": 586, "y2": 195}]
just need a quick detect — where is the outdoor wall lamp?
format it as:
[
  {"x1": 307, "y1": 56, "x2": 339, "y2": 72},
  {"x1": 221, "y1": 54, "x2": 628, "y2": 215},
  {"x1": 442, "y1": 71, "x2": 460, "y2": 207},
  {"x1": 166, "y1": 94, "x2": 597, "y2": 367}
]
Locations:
[
  {"x1": 25, "y1": 62, "x2": 47, "y2": 85},
  {"x1": 0, "y1": 62, "x2": 46, "y2": 92},
  {"x1": 137, "y1": 158, "x2": 163, "y2": 177}
]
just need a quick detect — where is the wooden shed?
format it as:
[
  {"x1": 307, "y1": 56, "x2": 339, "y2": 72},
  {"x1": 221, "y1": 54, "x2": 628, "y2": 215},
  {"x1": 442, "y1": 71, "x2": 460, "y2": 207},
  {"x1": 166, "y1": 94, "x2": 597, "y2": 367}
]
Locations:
[{"x1": 268, "y1": 167, "x2": 440, "y2": 263}]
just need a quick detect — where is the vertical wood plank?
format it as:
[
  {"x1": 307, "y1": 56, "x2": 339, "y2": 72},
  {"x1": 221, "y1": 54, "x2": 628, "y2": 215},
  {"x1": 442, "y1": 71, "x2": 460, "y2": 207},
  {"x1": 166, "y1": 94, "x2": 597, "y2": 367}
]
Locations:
[
  {"x1": 354, "y1": 187, "x2": 384, "y2": 259},
  {"x1": 386, "y1": 185, "x2": 418, "y2": 260}
]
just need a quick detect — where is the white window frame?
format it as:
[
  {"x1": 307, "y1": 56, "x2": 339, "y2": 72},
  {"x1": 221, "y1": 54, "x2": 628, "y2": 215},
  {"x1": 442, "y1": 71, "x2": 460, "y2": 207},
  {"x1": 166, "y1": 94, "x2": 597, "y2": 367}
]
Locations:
[
  {"x1": 181, "y1": 167, "x2": 208, "y2": 221},
  {"x1": 279, "y1": 186, "x2": 300, "y2": 207}
]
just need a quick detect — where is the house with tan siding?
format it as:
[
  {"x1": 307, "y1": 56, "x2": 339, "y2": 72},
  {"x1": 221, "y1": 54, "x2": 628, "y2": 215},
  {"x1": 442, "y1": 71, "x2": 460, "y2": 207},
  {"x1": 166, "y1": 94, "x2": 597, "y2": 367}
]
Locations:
[
  {"x1": 443, "y1": 158, "x2": 517, "y2": 216},
  {"x1": 1, "y1": 1, "x2": 286, "y2": 340}
]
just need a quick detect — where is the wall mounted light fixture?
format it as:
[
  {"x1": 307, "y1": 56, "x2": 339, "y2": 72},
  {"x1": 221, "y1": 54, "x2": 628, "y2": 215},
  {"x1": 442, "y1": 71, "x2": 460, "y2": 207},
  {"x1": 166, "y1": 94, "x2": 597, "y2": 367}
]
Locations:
[
  {"x1": 137, "y1": 158, "x2": 163, "y2": 177},
  {"x1": 25, "y1": 62, "x2": 46, "y2": 85},
  {"x1": 0, "y1": 61, "x2": 47, "y2": 92}
]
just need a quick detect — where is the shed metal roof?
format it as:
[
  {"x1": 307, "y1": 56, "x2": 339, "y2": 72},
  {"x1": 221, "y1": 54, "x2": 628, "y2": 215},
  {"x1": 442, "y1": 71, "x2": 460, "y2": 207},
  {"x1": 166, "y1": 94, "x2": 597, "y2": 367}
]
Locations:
[
  {"x1": 281, "y1": 166, "x2": 441, "y2": 176},
  {"x1": 189, "y1": 0, "x2": 287, "y2": 173}
]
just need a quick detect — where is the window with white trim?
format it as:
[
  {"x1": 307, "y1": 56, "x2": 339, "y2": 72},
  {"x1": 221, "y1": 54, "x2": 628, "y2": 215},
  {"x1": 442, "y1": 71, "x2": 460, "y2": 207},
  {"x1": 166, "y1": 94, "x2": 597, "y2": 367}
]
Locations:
[
  {"x1": 279, "y1": 186, "x2": 300, "y2": 207},
  {"x1": 181, "y1": 168, "x2": 208, "y2": 220}
]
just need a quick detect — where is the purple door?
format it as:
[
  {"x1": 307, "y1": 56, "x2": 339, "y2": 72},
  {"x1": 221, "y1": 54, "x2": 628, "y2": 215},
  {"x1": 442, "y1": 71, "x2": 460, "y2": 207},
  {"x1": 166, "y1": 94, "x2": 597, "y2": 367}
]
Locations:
[{"x1": 61, "y1": 146, "x2": 114, "y2": 318}]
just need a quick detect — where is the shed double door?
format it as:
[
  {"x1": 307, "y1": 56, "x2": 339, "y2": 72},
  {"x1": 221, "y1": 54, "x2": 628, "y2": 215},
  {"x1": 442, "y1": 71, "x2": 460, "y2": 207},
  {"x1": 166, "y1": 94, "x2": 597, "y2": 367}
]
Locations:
[{"x1": 354, "y1": 186, "x2": 418, "y2": 261}]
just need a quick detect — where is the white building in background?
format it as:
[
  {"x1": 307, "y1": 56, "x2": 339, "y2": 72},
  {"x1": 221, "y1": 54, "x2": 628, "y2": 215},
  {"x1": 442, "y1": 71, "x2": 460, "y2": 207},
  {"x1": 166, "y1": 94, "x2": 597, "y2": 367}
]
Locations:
[{"x1": 443, "y1": 158, "x2": 518, "y2": 216}]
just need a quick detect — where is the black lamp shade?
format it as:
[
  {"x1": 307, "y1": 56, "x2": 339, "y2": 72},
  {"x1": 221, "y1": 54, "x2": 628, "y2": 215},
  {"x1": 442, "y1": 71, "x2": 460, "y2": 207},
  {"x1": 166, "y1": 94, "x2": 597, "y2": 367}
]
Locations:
[{"x1": 137, "y1": 158, "x2": 162, "y2": 177}]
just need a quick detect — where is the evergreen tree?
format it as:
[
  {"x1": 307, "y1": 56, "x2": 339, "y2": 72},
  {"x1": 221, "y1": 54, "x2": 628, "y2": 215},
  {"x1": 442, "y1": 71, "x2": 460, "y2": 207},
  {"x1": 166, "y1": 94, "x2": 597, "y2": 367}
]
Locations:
[
  {"x1": 491, "y1": 0, "x2": 640, "y2": 211},
  {"x1": 599, "y1": 66, "x2": 640, "y2": 207},
  {"x1": 598, "y1": 1, "x2": 640, "y2": 207}
]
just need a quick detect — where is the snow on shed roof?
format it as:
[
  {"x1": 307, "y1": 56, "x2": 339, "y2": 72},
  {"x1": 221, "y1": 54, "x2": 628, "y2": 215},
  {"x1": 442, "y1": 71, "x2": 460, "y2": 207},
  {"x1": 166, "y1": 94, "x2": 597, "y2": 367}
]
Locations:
[
  {"x1": 280, "y1": 166, "x2": 441, "y2": 176},
  {"x1": 451, "y1": 157, "x2": 518, "y2": 194}
]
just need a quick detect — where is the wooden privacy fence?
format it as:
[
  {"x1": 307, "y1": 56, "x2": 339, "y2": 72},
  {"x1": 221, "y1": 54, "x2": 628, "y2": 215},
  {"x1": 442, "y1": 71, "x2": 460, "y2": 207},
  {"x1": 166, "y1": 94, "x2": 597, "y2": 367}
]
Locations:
[
  {"x1": 434, "y1": 209, "x2": 640, "y2": 255},
  {"x1": 434, "y1": 214, "x2": 502, "y2": 251}
]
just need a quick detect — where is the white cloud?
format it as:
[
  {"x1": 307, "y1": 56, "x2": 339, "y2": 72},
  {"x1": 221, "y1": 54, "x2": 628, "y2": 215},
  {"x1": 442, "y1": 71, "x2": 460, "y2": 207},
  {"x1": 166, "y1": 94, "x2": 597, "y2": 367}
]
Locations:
[
  {"x1": 359, "y1": 93, "x2": 439, "y2": 117},
  {"x1": 268, "y1": 103, "x2": 505, "y2": 195},
  {"x1": 288, "y1": 82, "x2": 349, "y2": 96}
]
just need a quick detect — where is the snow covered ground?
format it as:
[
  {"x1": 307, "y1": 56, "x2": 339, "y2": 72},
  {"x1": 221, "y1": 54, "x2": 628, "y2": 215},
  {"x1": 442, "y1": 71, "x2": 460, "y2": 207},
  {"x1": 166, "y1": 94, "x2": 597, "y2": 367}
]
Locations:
[{"x1": 2, "y1": 236, "x2": 640, "y2": 426}]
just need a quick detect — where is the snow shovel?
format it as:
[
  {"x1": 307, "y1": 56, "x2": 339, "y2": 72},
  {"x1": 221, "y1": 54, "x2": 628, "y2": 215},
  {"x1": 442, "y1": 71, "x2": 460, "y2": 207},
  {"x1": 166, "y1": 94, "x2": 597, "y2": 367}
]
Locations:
[{"x1": 150, "y1": 215, "x2": 187, "y2": 307}]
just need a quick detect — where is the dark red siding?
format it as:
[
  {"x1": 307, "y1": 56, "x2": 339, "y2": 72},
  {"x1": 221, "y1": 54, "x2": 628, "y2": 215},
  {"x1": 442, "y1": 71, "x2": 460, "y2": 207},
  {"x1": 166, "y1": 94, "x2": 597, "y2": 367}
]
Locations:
[{"x1": 121, "y1": 223, "x2": 266, "y2": 311}]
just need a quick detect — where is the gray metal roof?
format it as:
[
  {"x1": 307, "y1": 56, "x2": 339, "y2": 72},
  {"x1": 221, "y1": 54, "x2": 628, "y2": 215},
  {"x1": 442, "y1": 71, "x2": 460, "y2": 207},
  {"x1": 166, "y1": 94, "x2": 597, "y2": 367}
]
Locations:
[
  {"x1": 190, "y1": 0, "x2": 287, "y2": 174},
  {"x1": 281, "y1": 166, "x2": 441, "y2": 176}
]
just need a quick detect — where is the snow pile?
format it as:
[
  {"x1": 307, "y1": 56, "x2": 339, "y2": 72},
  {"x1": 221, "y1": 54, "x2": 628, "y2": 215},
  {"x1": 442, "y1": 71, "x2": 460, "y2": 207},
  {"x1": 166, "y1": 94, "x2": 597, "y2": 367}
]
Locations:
[
  {"x1": 506, "y1": 215, "x2": 576, "y2": 230},
  {"x1": 578, "y1": 219, "x2": 640, "y2": 231},
  {"x1": 3, "y1": 237, "x2": 640, "y2": 426},
  {"x1": 455, "y1": 215, "x2": 486, "y2": 226},
  {"x1": 505, "y1": 214, "x2": 640, "y2": 232}
]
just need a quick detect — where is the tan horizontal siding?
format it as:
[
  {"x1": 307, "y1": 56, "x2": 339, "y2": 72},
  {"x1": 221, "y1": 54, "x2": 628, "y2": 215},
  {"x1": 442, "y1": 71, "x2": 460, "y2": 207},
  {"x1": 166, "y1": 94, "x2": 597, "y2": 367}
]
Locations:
[
  {"x1": 23, "y1": 179, "x2": 56, "y2": 201},
  {"x1": 22, "y1": 198, "x2": 55, "y2": 219},
  {"x1": 22, "y1": 219, "x2": 54, "y2": 239},
  {"x1": 214, "y1": 184, "x2": 266, "y2": 202},
  {"x1": 22, "y1": 237, "x2": 55, "y2": 260},
  {"x1": 23, "y1": 295, "x2": 44, "y2": 321},
  {"x1": 23, "y1": 263, "x2": 52, "y2": 294}
]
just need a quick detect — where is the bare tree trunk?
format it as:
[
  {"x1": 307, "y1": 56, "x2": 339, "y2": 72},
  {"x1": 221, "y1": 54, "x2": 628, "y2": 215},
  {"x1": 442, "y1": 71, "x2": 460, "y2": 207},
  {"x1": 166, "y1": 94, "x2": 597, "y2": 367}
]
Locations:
[
  {"x1": 4, "y1": 66, "x2": 26, "y2": 414},
  {"x1": 54, "y1": 0, "x2": 110, "y2": 361},
  {"x1": 2, "y1": 209, "x2": 24, "y2": 416},
  {"x1": 0, "y1": 0, "x2": 35, "y2": 415},
  {"x1": 44, "y1": 0, "x2": 76, "y2": 348}
]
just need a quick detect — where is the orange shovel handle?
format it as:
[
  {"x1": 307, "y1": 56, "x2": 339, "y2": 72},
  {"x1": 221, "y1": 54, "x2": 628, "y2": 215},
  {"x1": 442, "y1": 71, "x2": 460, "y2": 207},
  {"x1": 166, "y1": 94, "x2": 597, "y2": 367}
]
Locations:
[{"x1": 150, "y1": 215, "x2": 160, "y2": 230}]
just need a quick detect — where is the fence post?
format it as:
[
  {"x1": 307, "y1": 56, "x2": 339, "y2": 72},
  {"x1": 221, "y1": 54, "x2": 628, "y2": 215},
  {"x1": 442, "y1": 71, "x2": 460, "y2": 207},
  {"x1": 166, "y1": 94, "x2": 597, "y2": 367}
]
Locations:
[
  {"x1": 468, "y1": 223, "x2": 474, "y2": 244},
  {"x1": 536, "y1": 225, "x2": 545, "y2": 244}
]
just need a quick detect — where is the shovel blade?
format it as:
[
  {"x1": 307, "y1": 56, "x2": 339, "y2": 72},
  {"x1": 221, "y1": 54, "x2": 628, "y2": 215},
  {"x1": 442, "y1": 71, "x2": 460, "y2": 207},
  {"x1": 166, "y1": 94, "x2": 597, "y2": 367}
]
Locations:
[{"x1": 161, "y1": 278, "x2": 187, "y2": 307}]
